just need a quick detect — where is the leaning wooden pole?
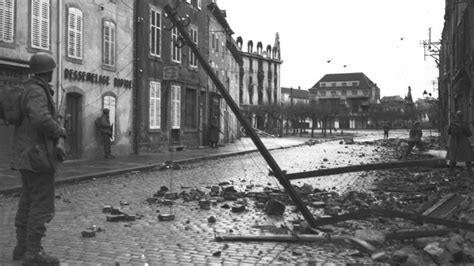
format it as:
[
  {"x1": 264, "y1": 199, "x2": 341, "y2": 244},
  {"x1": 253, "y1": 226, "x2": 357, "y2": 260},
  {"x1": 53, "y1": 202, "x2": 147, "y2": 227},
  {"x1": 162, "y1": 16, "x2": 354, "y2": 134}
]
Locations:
[{"x1": 163, "y1": 5, "x2": 319, "y2": 228}]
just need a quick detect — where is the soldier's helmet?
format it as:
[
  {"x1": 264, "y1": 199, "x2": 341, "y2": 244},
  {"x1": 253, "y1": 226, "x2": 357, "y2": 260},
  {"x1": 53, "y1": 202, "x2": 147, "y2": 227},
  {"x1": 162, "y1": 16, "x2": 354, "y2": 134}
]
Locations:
[{"x1": 29, "y1": 52, "x2": 56, "y2": 74}]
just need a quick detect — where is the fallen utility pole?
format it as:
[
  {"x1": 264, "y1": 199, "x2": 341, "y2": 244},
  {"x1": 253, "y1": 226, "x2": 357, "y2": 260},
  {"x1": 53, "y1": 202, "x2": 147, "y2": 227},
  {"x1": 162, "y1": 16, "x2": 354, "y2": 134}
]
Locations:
[
  {"x1": 286, "y1": 158, "x2": 447, "y2": 180},
  {"x1": 311, "y1": 208, "x2": 474, "y2": 231},
  {"x1": 215, "y1": 234, "x2": 347, "y2": 243},
  {"x1": 163, "y1": 4, "x2": 319, "y2": 228}
]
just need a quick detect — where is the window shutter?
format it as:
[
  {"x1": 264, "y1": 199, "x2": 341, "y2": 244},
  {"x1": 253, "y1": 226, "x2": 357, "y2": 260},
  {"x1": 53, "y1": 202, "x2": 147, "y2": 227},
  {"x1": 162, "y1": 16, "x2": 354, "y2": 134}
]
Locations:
[
  {"x1": 31, "y1": 0, "x2": 50, "y2": 50},
  {"x1": 149, "y1": 81, "x2": 161, "y2": 129},
  {"x1": 171, "y1": 85, "x2": 181, "y2": 129},
  {"x1": 0, "y1": 0, "x2": 15, "y2": 43},
  {"x1": 67, "y1": 7, "x2": 82, "y2": 59},
  {"x1": 103, "y1": 21, "x2": 116, "y2": 66}
]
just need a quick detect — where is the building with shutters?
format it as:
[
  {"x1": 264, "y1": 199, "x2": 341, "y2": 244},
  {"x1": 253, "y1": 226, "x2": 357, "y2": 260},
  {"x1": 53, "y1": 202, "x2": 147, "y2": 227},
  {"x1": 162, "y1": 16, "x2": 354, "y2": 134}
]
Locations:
[
  {"x1": 309, "y1": 72, "x2": 380, "y2": 129},
  {"x1": 235, "y1": 34, "x2": 282, "y2": 131},
  {"x1": 134, "y1": 0, "x2": 212, "y2": 152},
  {"x1": 0, "y1": 0, "x2": 134, "y2": 161},
  {"x1": 207, "y1": 3, "x2": 242, "y2": 145}
]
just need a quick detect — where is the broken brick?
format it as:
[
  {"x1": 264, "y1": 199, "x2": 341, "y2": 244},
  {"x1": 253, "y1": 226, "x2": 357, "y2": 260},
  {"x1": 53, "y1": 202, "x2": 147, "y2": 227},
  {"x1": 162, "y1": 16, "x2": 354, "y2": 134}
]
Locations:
[
  {"x1": 265, "y1": 199, "x2": 285, "y2": 215},
  {"x1": 81, "y1": 231, "x2": 96, "y2": 238},
  {"x1": 231, "y1": 204, "x2": 246, "y2": 213},
  {"x1": 199, "y1": 200, "x2": 211, "y2": 210}
]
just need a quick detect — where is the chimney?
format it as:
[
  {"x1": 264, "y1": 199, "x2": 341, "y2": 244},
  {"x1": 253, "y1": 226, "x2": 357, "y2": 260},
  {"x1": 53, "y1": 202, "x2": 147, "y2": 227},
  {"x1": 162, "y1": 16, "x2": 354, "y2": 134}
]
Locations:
[{"x1": 298, "y1": 86, "x2": 301, "y2": 90}]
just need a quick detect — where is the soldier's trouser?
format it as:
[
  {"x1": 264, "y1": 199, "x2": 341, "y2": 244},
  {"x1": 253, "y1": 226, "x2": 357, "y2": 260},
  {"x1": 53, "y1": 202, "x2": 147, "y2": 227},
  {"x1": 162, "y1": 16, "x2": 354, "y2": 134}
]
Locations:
[
  {"x1": 14, "y1": 170, "x2": 55, "y2": 252},
  {"x1": 102, "y1": 134, "x2": 111, "y2": 156}
]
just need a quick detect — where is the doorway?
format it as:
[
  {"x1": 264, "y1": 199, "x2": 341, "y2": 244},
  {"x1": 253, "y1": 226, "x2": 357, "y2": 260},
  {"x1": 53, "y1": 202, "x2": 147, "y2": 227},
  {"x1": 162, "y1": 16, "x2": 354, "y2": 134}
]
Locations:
[{"x1": 65, "y1": 92, "x2": 82, "y2": 159}]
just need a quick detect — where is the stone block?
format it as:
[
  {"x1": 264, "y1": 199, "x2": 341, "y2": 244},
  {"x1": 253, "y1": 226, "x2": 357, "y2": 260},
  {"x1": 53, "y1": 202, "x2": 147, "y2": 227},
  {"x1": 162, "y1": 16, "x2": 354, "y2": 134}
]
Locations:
[
  {"x1": 81, "y1": 231, "x2": 96, "y2": 238},
  {"x1": 231, "y1": 204, "x2": 246, "y2": 213},
  {"x1": 265, "y1": 199, "x2": 286, "y2": 215}
]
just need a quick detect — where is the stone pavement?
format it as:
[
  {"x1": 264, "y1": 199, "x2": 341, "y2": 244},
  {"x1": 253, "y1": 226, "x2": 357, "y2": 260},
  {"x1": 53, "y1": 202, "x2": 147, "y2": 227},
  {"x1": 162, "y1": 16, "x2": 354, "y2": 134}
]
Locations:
[{"x1": 0, "y1": 136, "x2": 312, "y2": 194}]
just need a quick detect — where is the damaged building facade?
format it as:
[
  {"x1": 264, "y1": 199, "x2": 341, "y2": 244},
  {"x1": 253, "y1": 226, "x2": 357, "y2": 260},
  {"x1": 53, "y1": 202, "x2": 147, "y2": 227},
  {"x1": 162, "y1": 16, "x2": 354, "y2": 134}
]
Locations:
[
  {"x1": 236, "y1": 34, "x2": 282, "y2": 132},
  {"x1": 439, "y1": 0, "x2": 474, "y2": 142}
]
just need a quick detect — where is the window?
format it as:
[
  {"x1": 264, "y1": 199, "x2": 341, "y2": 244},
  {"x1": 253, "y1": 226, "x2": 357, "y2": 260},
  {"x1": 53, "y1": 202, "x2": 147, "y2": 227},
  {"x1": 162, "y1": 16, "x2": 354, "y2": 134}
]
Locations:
[
  {"x1": 352, "y1": 90, "x2": 357, "y2": 96},
  {"x1": 103, "y1": 20, "x2": 116, "y2": 67},
  {"x1": 103, "y1": 94, "x2": 116, "y2": 141},
  {"x1": 342, "y1": 82, "x2": 346, "y2": 87},
  {"x1": 149, "y1": 81, "x2": 161, "y2": 129},
  {"x1": 31, "y1": 0, "x2": 50, "y2": 50},
  {"x1": 363, "y1": 90, "x2": 369, "y2": 95},
  {"x1": 211, "y1": 33, "x2": 215, "y2": 50},
  {"x1": 189, "y1": 26, "x2": 198, "y2": 68},
  {"x1": 352, "y1": 82, "x2": 358, "y2": 86},
  {"x1": 171, "y1": 27, "x2": 181, "y2": 63},
  {"x1": 342, "y1": 90, "x2": 347, "y2": 96},
  {"x1": 331, "y1": 82, "x2": 336, "y2": 87},
  {"x1": 320, "y1": 91, "x2": 326, "y2": 96},
  {"x1": 150, "y1": 6, "x2": 161, "y2": 57},
  {"x1": 340, "y1": 100, "x2": 346, "y2": 105},
  {"x1": 331, "y1": 91, "x2": 337, "y2": 96},
  {"x1": 320, "y1": 83, "x2": 325, "y2": 87},
  {"x1": 67, "y1": 7, "x2": 82, "y2": 59},
  {"x1": 185, "y1": 88, "x2": 197, "y2": 128},
  {"x1": 171, "y1": 85, "x2": 181, "y2": 129},
  {"x1": 0, "y1": 0, "x2": 14, "y2": 43}
]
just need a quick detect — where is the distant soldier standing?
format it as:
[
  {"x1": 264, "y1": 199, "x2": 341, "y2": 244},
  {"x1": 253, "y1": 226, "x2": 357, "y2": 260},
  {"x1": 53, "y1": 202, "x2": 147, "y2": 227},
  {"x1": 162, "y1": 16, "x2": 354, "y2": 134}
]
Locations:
[
  {"x1": 447, "y1": 111, "x2": 472, "y2": 173},
  {"x1": 97, "y1": 108, "x2": 115, "y2": 159},
  {"x1": 383, "y1": 121, "x2": 390, "y2": 140}
]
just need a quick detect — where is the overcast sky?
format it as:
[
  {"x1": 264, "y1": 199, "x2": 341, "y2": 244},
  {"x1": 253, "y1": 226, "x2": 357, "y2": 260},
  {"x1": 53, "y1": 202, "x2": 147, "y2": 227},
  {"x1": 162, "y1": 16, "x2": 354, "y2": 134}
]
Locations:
[{"x1": 217, "y1": 0, "x2": 444, "y2": 100}]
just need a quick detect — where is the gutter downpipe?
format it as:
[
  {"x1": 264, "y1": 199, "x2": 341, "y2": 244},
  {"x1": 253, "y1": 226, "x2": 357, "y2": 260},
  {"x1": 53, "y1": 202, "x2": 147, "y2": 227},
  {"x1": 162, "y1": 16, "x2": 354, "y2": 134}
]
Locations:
[{"x1": 57, "y1": 0, "x2": 63, "y2": 108}]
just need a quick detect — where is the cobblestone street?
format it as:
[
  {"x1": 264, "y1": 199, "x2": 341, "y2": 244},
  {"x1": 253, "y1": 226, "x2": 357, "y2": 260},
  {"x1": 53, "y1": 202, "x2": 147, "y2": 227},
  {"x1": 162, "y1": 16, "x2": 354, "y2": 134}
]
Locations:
[{"x1": 0, "y1": 132, "x2": 418, "y2": 264}]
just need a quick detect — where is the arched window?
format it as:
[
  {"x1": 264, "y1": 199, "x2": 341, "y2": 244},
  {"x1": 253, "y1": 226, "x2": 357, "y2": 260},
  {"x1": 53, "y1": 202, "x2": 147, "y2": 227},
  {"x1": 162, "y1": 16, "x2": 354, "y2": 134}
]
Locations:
[
  {"x1": 236, "y1": 36, "x2": 243, "y2": 50},
  {"x1": 102, "y1": 93, "x2": 117, "y2": 141},
  {"x1": 266, "y1": 45, "x2": 272, "y2": 58},
  {"x1": 257, "y1": 42, "x2": 262, "y2": 55}
]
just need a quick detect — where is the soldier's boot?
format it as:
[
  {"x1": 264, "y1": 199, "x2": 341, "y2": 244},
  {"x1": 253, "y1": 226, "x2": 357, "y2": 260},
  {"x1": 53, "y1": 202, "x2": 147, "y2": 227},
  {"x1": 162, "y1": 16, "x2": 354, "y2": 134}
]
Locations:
[
  {"x1": 24, "y1": 237, "x2": 59, "y2": 265},
  {"x1": 24, "y1": 249, "x2": 59, "y2": 265},
  {"x1": 467, "y1": 161, "x2": 472, "y2": 173},
  {"x1": 12, "y1": 227, "x2": 27, "y2": 260}
]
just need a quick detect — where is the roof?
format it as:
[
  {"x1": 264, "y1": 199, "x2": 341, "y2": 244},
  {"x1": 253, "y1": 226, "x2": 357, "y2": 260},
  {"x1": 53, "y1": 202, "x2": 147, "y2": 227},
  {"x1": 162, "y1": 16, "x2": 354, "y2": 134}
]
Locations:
[
  {"x1": 281, "y1": 87, "x2": 309, "y2": 99},
  {"x1": 311, "y1": 72, "x2": 377, "y2": 89},
  {"x1": 207, "y1": 3, "x2": 233, "y2": 35},
  {"x1": 380, "y1": 95, "x2": 404, "y2": 103}
]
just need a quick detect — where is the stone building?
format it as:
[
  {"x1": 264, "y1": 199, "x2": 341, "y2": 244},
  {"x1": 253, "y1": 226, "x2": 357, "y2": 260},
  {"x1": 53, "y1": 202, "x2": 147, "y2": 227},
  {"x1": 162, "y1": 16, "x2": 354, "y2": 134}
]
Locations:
[
  {"x1": 309, "y1": 72, "x2": 380, "y2": 129},
  {"x1": 207, "y1": 3, "x2": 242, "y2": 145},
  {"x1": 439, "y1": 0, "x2": 473, "y2": 141},
  {"x1": 0, "y1": 0, "x2": 134, "y2": 160},
  {"x1": 134, "y1": 0, "x2": 210, "y2": 152},
  {"x1": 235, "y1": 33, "x2": 282, "y2": 130}
]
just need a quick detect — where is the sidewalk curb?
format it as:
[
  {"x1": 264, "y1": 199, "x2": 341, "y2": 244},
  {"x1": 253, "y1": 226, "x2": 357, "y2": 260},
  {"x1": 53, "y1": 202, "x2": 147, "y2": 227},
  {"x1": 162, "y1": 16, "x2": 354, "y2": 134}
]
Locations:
[{"x1": 0, "y1": 143, "x2": 307, "y2": 195}]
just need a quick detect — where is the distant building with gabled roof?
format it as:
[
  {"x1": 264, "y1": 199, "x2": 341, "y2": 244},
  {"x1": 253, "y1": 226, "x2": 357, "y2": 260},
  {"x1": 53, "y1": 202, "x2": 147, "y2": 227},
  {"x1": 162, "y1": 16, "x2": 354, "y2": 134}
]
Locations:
[{"x1": 309, "y1": 72, "x2": 380, "y2": 129}]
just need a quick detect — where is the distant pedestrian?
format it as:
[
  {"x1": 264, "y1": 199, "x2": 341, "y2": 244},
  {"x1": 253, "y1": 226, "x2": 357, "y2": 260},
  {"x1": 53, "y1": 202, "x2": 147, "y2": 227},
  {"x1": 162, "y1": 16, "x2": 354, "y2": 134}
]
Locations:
[
  {"x1": 96, "y1": 108, "x2": 114, "y2": 159},
  {"x1": 447, "y1": 111, "x2": 472, "y2": 174},
  {"x1": 11, "y1": 52, "x2": 65, "y2": 264},
  {"x1": 402, "y1": 121, "x2": 423, "y2": 160},
  {"x1": 383, "y1": 121, "x2": 390, "y2": 140},
  {"x1": 209, "y1": 116, "x2": 220, "y2": 149}
]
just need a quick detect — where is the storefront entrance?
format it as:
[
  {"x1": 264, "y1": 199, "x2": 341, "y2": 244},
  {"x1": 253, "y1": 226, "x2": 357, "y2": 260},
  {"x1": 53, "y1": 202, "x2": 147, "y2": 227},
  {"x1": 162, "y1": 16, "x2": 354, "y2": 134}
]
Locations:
[{"x1": 65, "y1": 92, "x2": 82, "y2": 159}]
